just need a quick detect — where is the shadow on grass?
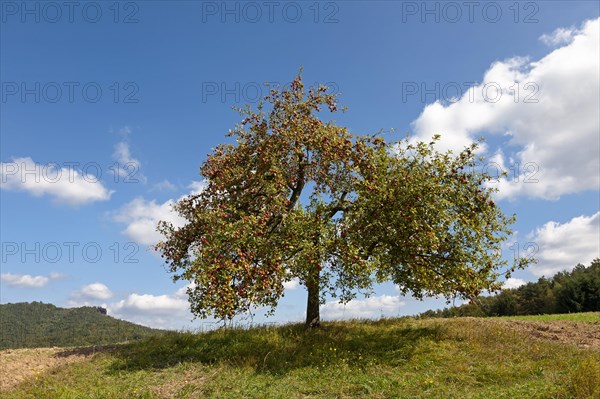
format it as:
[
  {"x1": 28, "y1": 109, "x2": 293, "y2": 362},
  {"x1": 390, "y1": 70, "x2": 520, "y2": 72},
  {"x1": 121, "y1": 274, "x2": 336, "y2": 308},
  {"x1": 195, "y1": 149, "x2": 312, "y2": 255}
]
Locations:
[
  {"x1": 55, "y1": 344, "x2": 120, "y2": 358},
  {"x1": 108, "y1": 319, "x2": 443, "y2": 375}
]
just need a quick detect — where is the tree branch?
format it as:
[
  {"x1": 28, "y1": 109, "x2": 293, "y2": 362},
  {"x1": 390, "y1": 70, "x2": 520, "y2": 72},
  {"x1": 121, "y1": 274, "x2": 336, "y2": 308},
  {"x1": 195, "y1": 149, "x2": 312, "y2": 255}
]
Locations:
[{"x1": 326, "y1": 191, "x2": 350, "y2": 219}]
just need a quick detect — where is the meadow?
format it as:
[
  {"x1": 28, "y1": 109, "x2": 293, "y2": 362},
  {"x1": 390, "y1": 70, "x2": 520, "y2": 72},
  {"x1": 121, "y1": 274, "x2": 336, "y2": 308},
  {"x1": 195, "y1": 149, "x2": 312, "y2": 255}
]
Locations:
[{"x1": 2, "y1": 313, "x2": 599, "y2": 398}]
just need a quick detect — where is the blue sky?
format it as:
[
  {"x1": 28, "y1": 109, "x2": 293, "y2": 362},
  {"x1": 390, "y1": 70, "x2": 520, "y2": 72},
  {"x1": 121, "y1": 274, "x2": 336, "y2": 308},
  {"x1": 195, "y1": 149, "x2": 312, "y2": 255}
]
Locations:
[{"x1": 1, "y1": 1, "x2": 599, "y2": 329}]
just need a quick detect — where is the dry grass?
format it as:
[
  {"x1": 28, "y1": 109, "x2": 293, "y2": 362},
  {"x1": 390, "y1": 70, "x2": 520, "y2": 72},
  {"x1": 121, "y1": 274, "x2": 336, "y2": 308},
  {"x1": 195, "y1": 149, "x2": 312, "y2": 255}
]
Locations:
[{"x1": 0, "y1": 347, "x2": 87, "y2": 391}]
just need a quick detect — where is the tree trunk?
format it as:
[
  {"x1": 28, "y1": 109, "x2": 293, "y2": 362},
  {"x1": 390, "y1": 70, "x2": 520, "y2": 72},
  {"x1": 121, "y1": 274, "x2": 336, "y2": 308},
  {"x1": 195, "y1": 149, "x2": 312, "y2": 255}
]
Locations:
[{"x1": 305, "y1": 269, "x2": 320, "y2": 328}]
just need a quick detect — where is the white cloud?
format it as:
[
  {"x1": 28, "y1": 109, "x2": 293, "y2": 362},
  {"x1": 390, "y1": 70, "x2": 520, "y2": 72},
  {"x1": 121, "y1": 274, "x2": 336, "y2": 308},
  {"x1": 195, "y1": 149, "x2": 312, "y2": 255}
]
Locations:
[
  {"x1": 112, "y1": 181, "x2": 206, "y2": 247},
  {"x1": 528, "y1": 212, "x2": 600, "y2": 277},
  {"x1": 64, "y1": 283, "x2": 197, "y2": 329},
  {"x1": 283, "y1": 278, "x2": 300, "y2": 290},
  {"x1": 174, "y1": 284, "x2": 192, "y2": 298},
  {"x1": 112, "y1": 137, "x2": 147, "y2": 184},
  {"x1": 503, "y1": 277, "x2": 526, "y2": 289},
  {"x1": 0, "y1": 157, "x2": 113, "y2": 205},
  {"x1": 108, "y1": 288, "x2": 193, "y2": 329},
  {"x1": 112, "y1": 197, "x2": 187, "y2": 247},
  {"x1": 411, "y1": 18, "x2": 600, "y2": 200},
  {"x1": 111, "y1": 293, "x2": 188, "y2": 314},
  {"x1": 540, "y1": 27, "x2": 577, "y2": 46},
  {"x1": 66, "y1": 282, "x2": 114, "y2": 307},
  {"x1": 321, "y1": 295, "x2": 405, "y2": 320},
  {"x1": 0, "y1": 272, "x2": 61, "y2": 288},
  {"x1": 78, "y1": 283, "x2": 114, "y2": 300},
  {"x1": 113, "y1": 142, "x2": 140, "y2": 169},
  {"x1": 1, "y1": 273, "x2": 50, "y2": 288},
  {"x1": 187, "y1": 180, "x2": 207, "y2": 195}
]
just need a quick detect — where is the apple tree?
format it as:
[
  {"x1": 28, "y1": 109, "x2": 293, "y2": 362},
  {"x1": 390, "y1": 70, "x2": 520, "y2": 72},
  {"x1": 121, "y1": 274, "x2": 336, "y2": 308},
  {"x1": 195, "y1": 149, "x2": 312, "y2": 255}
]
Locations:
[{"x1": 156, "y1": 72, "x2": 532, "y2": 327}]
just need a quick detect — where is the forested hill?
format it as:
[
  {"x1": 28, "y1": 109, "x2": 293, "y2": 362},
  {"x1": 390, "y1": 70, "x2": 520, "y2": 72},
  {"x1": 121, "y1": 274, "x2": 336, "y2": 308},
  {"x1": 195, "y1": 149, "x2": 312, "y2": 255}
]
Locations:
[
  {"x1": 0, "y1": 302, "x2": 165, "y2": 349},
  {"x1": 420, "y1": 259, "x2": 600, "y2": 318}
]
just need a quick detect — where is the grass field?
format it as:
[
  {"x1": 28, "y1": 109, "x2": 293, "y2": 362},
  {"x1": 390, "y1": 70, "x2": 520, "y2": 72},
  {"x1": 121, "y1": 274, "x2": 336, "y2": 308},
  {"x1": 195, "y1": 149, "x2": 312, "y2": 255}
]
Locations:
[{"x1": 2, "y1": 316, "x2": 599, "y2": 399}]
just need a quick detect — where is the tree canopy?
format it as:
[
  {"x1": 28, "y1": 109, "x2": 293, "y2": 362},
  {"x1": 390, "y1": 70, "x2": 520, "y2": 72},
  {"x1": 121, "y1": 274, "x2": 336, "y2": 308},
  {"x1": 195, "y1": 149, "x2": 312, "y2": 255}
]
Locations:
[{"x1": 157, "y1": 72, "x2": 531, "y2": 327}]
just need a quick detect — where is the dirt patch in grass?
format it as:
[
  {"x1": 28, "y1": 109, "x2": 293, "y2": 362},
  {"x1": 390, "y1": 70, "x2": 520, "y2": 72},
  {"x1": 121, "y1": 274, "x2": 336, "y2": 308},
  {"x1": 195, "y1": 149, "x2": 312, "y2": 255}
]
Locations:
[
  {"x1": 0, "y1": 345, "x2": 116, "y2": 391},
  {"x1": 502, "y1": 320, "x2": 600, "y2": 350}
]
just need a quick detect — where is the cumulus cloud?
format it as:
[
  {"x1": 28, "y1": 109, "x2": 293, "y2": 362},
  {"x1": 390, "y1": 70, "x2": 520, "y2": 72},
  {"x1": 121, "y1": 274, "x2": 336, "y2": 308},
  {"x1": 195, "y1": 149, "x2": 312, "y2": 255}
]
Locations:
[
  {"x1": 76, "y1": 283, "x2": 114, "y2": 300},
  {"x1": 321, "y1": 295, "x2": 405, "y2": 320},
  {"x1": 66, "y1": 282, "x2": 114, "y2": 307},
  {"x1": 112, "y1": 181, "x2": 206, "y2": 247},
  {"x1": 108, "y1": 286, "x2": 193, "y2": 329},
  {"x1": 0, "y1": 272, "x2": 63, "y2": 288},
  {"x1": 112, "y1": 197, "x2": 187, "y2": 247},
  {"x1": 411, "y1": 18, "x2": 600, "y2": 200},
  {"x1": 111, "y1": 293, "x2": 188, "y2": 315},
  {"x1": 63, "y1": 283, "x2": 197, "y2": 329},
  {"x1": 540, "y1": 27, "x2": 577, "y2": 46},
  {"x1": 0, "y1": 157, "x2": 113, "y2": 205},
  {"x1": 503, "y1": 277, "x2": 526, "y2": 289},
  {"x1": 528, "y1": 212, "x2": 600, "y2": 277}
]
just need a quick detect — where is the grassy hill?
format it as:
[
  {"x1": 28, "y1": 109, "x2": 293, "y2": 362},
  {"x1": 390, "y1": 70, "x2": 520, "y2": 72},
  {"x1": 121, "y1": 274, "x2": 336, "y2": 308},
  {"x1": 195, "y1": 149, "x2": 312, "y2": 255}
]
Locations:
[
  {"x1": 0, "y1": 302, "x2": 164, "y2": 349},
  {"x1": 2, "y1": 314, "x2": 599, "y2": 398}
]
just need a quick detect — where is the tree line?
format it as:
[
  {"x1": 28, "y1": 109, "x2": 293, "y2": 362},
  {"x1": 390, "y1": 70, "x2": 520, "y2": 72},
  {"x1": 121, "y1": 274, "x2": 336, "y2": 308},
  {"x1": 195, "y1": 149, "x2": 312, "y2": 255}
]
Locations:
[{"x1": 419, "y1": 259, "x2": 600, "y2": 318}]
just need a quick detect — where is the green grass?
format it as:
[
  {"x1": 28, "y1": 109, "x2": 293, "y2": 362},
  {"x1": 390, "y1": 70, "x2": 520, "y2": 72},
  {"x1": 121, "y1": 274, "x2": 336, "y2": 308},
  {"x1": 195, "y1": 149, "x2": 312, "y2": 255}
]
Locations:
[
  {"x1": 3, "y1": 317, "x2": 599, "y2": 399},
  {"x1": 494, "y1": 312, "x2": 600, "y2": 322}
]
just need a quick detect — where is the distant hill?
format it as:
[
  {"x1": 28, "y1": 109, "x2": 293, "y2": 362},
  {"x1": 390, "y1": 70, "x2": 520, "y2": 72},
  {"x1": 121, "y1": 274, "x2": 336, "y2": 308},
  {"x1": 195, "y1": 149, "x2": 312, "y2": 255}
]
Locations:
[{"x1": 0, "y1": 302, "x2": 165, "y2": 349}]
